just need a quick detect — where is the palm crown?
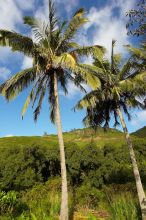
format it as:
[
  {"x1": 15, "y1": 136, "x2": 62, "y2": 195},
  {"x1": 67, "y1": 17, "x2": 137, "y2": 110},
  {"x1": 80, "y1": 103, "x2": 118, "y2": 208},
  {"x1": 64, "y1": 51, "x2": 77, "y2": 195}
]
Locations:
[
  {"x1": 75, "y1": 41, "x2": 146, "y2": 128},
  {"x1": 0, "y1": 0, "x2": 102, "y2": 122}
]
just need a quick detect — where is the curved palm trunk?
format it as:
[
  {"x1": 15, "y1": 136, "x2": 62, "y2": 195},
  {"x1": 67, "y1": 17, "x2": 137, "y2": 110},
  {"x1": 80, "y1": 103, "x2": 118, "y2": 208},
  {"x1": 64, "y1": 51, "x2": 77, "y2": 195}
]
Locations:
[
  {"x1": 117, "y1": 108, "x2": 146, "y2": 220},
  {"x1": 54, "y1": 72, "x2": 68, "y2": 220}
]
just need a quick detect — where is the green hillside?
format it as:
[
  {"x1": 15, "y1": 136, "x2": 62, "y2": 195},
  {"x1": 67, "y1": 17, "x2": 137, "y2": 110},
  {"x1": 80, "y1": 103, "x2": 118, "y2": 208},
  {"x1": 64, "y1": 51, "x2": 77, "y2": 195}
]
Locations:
[
  {"x1": 0, "y1": 126, "x2": 144, "y2": 150},
  {"x1": 0, "y1": 127, "x2": 126, "y2": 148},
  {"x1": 0, "y1": 127, "x2": 146, "y2": 219},
  {"x1": 132, "y1": 126, "x2": 146, "y2": 138}
]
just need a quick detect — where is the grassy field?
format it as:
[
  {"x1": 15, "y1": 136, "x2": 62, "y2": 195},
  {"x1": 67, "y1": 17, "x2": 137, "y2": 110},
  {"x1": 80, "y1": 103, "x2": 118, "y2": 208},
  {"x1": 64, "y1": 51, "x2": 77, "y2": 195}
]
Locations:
[
  {"x1": 0, "y1": 127, "x2": 132, "y2": 148},
  {"x1": 0, "y1": 126, "x2": 142, "y2": 149}
]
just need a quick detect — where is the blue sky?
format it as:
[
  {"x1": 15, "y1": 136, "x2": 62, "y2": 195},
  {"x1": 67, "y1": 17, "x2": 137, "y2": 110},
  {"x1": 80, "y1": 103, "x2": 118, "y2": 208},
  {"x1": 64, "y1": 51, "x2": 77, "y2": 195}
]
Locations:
[{"x1": 0, "y1": 0, "x2": 145, "y2": 137}]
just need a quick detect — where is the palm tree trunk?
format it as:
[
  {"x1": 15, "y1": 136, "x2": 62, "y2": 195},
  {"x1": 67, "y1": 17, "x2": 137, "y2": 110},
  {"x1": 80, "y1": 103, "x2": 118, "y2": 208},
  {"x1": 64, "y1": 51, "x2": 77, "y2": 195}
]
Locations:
[
  {"x1": 117, "y1": 107, "x2": 146, "y2": 220},
  {"x1": 54, "y1": 72, "x2": 68, "y2": 220}
]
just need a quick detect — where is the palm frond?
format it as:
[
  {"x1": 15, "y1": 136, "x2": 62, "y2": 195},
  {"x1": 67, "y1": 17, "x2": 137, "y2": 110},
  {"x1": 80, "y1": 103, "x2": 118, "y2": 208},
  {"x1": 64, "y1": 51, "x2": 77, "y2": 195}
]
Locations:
[
  {"x1": 24, "y1": 16, "x2": 50, "y2": 44},
  {"x1": 21, "y1": 89, "x2": 34, "y2": 118},
  {"x1": 57, "y1": 69, "x2": 68, "y2": 95},
  {"x1": 0, "y1": 68, "x2": 37, "y2": 101},
  {"x1": 78, "y1": 63, "x2": 106, "y2": 80},
  {"x1": 63, "y1": 8, "x2": 88, "y2": 40},
  {"x1": 55, "y1": 8, "x2": 88, "y2": 52},
  {"x1": 21, "y1": 78, "x2": 41, "y2": 118},
  {"x1": 48, "y1": 0, "x2": 58, "y2": 33},
  {"x1": 54, "y1": 53, "x2": 77, "y2": 67},
  {"x1": 75, "y1": 90, "x2": 98, "y2": 110},
  {"x1": 71, "y1": 45, "x2": 105, "y2": 58},
  {"x1": 120, "y1": 71, "x2": 146, "y2": 95},
  {"x1": 0, "y1": 30, "x2": 36, "y2": 56},
  {"x1": 119, "y1": 58, "x2": 133, "y2": 80},
  {"x1": 65, "y1": 72, "x2": 86, "y2": 93},
  {"x1": 33, "y1": 80, "x2": 47, "y2": 122},
  {"x1": 125, "y1": 45, "x2": 146, "y2": 59},
  {"x1": 72, "y1": 65, "x2": 101, "y2": 90},
  {"x1": 24, "y1": 16, "x2": 38, "y2": 27}
]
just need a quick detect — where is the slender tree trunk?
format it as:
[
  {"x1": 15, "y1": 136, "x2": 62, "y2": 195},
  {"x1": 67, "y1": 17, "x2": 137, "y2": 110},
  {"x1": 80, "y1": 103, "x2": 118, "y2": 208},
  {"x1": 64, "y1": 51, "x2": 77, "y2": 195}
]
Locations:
[
  {"x1": 117, "y1": 107, "x2": 146, "y2": 220},
  {"x1": 54, "y1": 72, "x2": 68, "y2": 220}
]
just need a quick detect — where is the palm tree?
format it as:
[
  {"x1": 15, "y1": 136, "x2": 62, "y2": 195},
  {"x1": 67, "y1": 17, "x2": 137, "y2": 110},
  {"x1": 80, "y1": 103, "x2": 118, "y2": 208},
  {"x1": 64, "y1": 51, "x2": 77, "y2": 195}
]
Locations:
[
  {"x1": 0, "y1": 1, "x2": 103, "y2": 219},
  {"x1": 75, "y1": 41, "x2": 146, "y2": 219}
]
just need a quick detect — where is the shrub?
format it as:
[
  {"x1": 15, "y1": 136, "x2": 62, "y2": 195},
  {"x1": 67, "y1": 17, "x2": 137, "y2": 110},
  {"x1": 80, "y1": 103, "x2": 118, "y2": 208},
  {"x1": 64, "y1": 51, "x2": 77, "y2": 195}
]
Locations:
[
  {"x1": 0, "y1": 191, "x2": 27, "y2": 217},
  {"x1": 20, "y1": 178, "x2": 61, "y2": 219},
  {"x1": 0, "y1": 145, "x2": 60, "y2": 191},
  {"x1": 75, "y1": 183, "x2": 105, "y2": 209}
]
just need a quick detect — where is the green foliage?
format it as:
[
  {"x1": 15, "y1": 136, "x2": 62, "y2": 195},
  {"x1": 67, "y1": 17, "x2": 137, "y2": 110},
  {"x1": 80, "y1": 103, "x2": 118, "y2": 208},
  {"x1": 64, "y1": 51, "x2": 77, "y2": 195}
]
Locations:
[
  {"x1": 0, "y1": 191, "x2": 17, "y2": 215},
  {"x1": 108, "y1": 194, "x2": 141, "y2": 220},
  {"x1": 75, "y1": 183, "x2": 105, "y2": 209},
  {"x1": 75, "y1": 41, "x2": 146, "y2": 129},
  {"x1": 0, "y1": 134, "x2": 145, "y2": 218},
  {"x1": 88, "y1": 214, "x2": 97, "y2": 220},
  {"x1": 132, "y1": 126, "x2": 146, "y2": 138},
  {"x1": 0, "y1": 145, "x2": 60, "y2": 191},
  {"x1": 21, "y1": 179, "x2": 61, "y2": 219},
  {"x1": 0, "y1": 191, "x2": 27, "y2": 218},
  {"x1": 0, "y1": 137, "x2": 146, "y2": 192}
]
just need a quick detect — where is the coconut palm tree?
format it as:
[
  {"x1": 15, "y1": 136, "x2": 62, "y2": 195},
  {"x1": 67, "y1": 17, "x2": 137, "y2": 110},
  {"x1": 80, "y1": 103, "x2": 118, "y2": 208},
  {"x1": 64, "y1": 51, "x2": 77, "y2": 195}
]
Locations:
[
  {"x1": 75, "y1": 41, "x2": 146, "y2": 219},
  {"x1": 0, "y1": 1, "x2": 103, "y2": 219}
]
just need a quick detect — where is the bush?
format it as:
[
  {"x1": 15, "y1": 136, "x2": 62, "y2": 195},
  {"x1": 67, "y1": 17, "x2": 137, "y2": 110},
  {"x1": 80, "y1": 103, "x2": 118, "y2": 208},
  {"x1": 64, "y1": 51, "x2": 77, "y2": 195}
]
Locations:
[
  {"x1": 75, "y1": 183, "x2": 105, "y2": 209},
  {"x1": 20, "y1": 178, "x2": 61, "y2": 219},
  {"x1": 0, "y1": 191, "x2": 27, "y2": 217},
  {"x1": 0, "y1": 145, "x2": 60, "y2": 191}
]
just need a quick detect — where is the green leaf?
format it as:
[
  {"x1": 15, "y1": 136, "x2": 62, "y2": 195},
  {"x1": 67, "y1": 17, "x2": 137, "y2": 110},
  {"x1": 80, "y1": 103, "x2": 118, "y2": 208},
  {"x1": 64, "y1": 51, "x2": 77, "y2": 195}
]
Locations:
[
  {"x1": 23, "y1": 16, "x2": 37, "y2": 27},
  {"x1": 21, "y1": 89, "x2": 34, "y2": 118}
]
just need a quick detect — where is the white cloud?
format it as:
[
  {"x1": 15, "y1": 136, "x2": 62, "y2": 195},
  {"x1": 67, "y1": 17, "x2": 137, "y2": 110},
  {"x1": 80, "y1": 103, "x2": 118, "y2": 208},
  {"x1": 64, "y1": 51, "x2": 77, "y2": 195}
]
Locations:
[
  {"x1": 21, "y1": 57, "x2": 33, "y2": 69},
  {"x1": 131, "y1": 110, "x2": 146, "y2": 126},
  {"x1": 15, "y1": 0, "x2": 35, "y2": 11},
  {"x1": 35, "y1": 0, "x2": 49, "y2": 22},
  {"x1": 0, "y1": 67, "x2": 11, "y2": 80},
  {"x1": 56, "y1": 0, "x2": 79, "y2": 15},
  {"x1": 0, "y1": 0, "x2": 35, "y2": 30},
  {"x1": 0, "y1": 0, "x2": 34, "y2": 69},
  {"x1": 4, "y1": 134, "x2": 14, "y2": 137},
  {"x1": 0, "y1": 0, "x2": 22, "y2": 30},
  {"x1": 34, "y1": 0, "x2": 79, "y2": 21},
  {"x1": 114, "y1": 0, "x2": 136, "y2": 14},
  {"x1": 81, "y1": 0, "x2": 136, "y2": 54}
]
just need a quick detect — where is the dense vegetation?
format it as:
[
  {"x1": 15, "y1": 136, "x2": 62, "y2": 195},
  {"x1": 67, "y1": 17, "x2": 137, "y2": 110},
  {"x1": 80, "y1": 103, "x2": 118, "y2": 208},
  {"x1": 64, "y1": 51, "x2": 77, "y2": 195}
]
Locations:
[{"x1": 0, "y1": 128, "x2": 145, "y2": 219}]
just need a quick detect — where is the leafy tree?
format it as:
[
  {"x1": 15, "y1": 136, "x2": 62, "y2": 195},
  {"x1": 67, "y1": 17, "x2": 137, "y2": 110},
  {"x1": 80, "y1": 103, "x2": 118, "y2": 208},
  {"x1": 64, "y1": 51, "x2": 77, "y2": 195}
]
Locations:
[
  {"x1": 0, "y1": 1, "x2": 103, "y2": 219},
  {"x1": 75, "y1": 41, "x2": 146, "y2": 219},
  {"x1": 126, "y1": 0, "x2": 146, "y2": 37}
]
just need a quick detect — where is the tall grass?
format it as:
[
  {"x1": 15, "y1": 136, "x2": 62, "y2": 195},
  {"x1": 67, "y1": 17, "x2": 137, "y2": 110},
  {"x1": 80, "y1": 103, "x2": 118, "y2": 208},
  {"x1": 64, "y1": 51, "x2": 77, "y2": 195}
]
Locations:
[{"x1": 108, "y1": 193, "x2": 141, "y2": 220}]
